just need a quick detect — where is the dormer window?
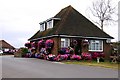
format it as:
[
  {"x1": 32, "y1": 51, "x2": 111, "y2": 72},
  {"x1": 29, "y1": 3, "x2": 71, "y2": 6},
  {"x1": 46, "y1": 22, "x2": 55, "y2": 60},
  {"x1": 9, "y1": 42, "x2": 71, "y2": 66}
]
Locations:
[
  {"x1": 40, "y1": 23, "x2": 45, "y2": 31},
  {"x1": 39, "y1": 18, "x2": 60, "y2": 31},
  {"x1": 47, "y1": 19, "x2": 53, "y2": 29}
]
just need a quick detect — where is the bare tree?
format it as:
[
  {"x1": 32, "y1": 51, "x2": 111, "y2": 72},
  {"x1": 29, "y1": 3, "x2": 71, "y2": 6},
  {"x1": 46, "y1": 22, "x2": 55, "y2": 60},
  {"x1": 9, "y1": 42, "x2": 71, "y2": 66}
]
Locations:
[{"x1": 89, "y1": 0, "x2": 117, "y2": 30}]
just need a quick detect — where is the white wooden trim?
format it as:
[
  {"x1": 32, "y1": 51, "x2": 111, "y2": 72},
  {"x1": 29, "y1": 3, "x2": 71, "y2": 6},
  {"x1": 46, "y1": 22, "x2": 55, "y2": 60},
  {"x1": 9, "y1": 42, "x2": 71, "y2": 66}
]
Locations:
[
  {"x1": 40, "y1": 23, "x2": 45, "y2": 31},
  {"x1": 60, "y1": 38, "x2": 70, "y2": 48},
  {"x1": 89, "y1": 40, "x2": 103, "y2": 52},
  {"x1": 89, "y1": 50, "x2": 103, "y2": 52},
  {"x1": 29, "y1": 35, "x2": 111, "y2": 41},
  {"x1": 39, "y1": 17, "x2": 60, "y2": 24}
]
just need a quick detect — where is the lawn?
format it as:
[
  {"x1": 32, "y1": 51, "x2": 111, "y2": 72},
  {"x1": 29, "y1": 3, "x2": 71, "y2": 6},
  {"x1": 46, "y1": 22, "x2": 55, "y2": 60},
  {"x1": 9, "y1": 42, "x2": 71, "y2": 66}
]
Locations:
[{"x1": 62, "y1": 60, "x2": 119, "y2": 69}]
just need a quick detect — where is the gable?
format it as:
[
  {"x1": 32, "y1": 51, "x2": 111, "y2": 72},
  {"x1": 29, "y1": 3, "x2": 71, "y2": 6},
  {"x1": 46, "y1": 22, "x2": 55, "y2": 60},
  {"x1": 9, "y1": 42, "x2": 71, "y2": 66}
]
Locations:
[{"x1": 0, "y1": 40, "x2": 15, "y2": 49}]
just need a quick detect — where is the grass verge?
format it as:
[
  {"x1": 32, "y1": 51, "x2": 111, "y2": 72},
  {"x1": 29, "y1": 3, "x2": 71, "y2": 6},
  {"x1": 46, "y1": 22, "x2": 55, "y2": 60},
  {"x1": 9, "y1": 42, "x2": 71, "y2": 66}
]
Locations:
[{"x1": 62, "y1": 60, "x2": 119, "y2": 69}]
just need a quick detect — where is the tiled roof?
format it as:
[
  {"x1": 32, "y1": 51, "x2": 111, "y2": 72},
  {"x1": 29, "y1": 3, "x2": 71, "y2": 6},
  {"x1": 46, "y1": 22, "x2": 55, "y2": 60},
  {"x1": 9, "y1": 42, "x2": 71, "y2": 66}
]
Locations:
[
  {"x1": 29, "y1": 5, "x2": 113, "y2": 41},
  {"x1": 0, "y1": 40, "x2": 15, "y2": 49}
]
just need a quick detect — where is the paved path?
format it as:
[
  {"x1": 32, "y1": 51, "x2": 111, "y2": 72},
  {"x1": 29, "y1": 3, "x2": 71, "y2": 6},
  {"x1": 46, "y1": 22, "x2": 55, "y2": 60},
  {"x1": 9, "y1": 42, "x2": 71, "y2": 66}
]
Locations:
[{"x1": 1, "y1": 55, "x2": 118, "y2": 78}]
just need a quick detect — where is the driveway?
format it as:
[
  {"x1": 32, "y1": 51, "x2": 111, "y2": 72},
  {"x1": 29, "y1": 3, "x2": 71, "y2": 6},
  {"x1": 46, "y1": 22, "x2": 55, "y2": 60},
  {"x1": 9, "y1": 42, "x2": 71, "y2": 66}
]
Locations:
[{"x1": 1, "y1": 55, "x2": 118, "y2": 78}]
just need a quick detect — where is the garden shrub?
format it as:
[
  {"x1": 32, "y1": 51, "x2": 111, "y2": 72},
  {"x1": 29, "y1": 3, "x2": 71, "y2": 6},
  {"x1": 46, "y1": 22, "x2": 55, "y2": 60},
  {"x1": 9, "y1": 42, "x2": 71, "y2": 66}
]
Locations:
[
  {"x1": 14, "y1": 47, "x2": 28, "y2": 57},
  {"x1": 21, "y1": 48, "x2": 29, "y2": 57}
]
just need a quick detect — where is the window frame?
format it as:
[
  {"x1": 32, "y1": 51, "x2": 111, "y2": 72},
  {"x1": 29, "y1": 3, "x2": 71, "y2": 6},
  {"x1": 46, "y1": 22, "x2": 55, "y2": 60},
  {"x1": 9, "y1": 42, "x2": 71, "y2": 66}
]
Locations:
[
  {"x1": 47, "y1": 19, "x2": 53, "y2": 29},
  {"x1": 61, "y1": 38, "x2": 70, "y2": 48},
  {"x1": 40, "y1": 23, "x2": 45, "y2": 31},
  {"x1": 89, "y1": 40, "x2": 103, "y2": 52}
]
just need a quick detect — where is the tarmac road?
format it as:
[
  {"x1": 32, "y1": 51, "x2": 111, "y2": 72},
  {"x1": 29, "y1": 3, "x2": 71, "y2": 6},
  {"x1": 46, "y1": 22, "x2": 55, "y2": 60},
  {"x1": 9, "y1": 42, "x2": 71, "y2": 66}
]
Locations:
[
  {"x1": 0, "y1": 56, "x2": 2, "y2": 79},
  {"x1": 1, "y1": 55, "x2": 118, "y2": 78}
]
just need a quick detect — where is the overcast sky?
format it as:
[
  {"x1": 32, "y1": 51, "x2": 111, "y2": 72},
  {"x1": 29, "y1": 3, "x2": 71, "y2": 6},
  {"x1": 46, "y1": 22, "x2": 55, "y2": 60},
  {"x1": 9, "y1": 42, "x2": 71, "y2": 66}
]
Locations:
[{"x1": 0, "y1": 0, "x2": 119, "y2": 48}]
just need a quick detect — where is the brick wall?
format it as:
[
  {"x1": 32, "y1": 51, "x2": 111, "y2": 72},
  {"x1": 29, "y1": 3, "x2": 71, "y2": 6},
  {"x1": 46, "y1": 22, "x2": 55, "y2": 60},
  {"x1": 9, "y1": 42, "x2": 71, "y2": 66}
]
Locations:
[
  {"x1": 34, "y1": 37, "x2": 112, "y2": 59},
  {"x1": 51, "y1": 37, "x2": 60, "y2": 55},
  {"x1": 103, "y1": 40, "x2": 112, "y2": 60},
  {"x1": 81, "y1": 39, "x2": 88, "y2": 53}
]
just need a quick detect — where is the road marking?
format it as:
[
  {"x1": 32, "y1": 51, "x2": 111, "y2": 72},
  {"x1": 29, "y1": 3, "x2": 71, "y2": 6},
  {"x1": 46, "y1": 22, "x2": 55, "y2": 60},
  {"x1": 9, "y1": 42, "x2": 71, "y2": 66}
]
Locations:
[{"x1": 52, "y1": 62, "x2": 64, "y2": 64}]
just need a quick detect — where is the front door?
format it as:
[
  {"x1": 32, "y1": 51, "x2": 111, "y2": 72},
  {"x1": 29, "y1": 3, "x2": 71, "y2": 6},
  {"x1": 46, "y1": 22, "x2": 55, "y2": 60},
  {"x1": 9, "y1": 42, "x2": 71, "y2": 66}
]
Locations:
[{"x1": 76, "y1": 39, "x2": 82, "y2": 55}]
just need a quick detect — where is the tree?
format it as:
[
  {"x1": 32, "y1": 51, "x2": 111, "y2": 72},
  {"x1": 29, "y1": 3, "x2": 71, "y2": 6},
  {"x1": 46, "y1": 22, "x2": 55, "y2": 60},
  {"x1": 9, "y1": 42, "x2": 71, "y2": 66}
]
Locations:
[{"x1": 89, "y1": 0, "x2": 117, "y2": 30}]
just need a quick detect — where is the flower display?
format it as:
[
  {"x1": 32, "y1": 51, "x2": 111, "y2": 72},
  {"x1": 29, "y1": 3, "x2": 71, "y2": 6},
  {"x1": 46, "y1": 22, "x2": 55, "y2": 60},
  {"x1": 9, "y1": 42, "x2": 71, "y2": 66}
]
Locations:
[
  {"x1": 70, "y1": 54, "x2": 82, "y2": 61},
  {"x1": 92, "y1": 52, "x2": 105, "y2": 59},
  {"x1": 73, "y1": 40, "x2": 78, "y2": 46},
  {"x1": 31, "y1": 42, "x2": 36, "y2": 48},
  {"x1": 24, "y1": 39, "x2": 105, "y2": 62},
  {"x1": 59, "y1": 48, "x2": 69, "y2": 54},
  {"x1": 55, "y1": 54, "x2": 69, "y2": 61},
  {"x1": 46, "y1": 54, "x2": 56, "y2": 61},
  {"x1": 45, "y1": 39, "x2": 54, "y2": 49},
  {"x1": 38, "y1": 40, "x2": 45, "y2": 48},
  {"x1": 25, "y1": 42, "x2": 31, "y2": 48},
  {"x1": 82, "y1": 39, "x2": 89, "y2": 46},
  {"x1": 82, "y1": 52, "x2": 92, "y2": 60}
]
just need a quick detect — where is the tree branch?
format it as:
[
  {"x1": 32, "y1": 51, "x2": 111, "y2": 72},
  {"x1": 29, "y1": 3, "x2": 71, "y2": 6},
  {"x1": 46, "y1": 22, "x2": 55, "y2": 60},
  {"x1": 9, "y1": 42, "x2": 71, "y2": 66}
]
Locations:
[{"x1": 89, "y1": 0, "x2": 117, "y2": 30}]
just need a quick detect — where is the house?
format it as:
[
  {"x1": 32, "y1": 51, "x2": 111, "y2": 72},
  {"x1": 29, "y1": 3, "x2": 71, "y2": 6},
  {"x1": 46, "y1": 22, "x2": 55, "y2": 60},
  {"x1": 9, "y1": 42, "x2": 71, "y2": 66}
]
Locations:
[
  {"x1": 0, "y1": 40, "x2": 15, "y2": 53},
  {"x1": 28, "y1": 5, "x2": 113, "y2": 59}
]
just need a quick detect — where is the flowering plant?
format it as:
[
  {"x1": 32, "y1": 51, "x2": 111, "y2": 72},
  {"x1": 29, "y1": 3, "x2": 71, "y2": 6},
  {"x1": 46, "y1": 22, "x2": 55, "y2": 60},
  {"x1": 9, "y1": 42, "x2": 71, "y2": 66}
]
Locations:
[
  {"x1": 25, "y1": 42, "x2": 31, "y2": 48},
  {"x1": 70, "y1": 54, "x2": 82, "y2": 60},
  {"x1": 82, "y1": 52, "x2": 92, "y2": 60}
]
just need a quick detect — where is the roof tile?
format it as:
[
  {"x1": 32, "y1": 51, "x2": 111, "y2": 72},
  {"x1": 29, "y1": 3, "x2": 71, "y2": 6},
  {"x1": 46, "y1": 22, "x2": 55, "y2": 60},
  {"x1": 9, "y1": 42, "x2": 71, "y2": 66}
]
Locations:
[{"x1": 29, "y1": 5, "x2": 113, "y2": 41}]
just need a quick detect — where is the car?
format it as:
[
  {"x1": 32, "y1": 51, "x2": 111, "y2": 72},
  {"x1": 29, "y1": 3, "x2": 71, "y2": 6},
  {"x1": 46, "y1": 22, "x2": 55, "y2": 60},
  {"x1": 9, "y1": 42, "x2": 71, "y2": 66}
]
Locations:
[{"x1": 0, "y1": 50, "x2": 3, "y2": 54}]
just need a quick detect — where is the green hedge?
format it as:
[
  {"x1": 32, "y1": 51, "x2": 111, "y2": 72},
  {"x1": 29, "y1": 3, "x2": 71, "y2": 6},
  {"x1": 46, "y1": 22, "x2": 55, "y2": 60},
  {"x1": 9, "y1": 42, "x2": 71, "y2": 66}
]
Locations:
[{"x1": 21, "y1": 48, "x2": 29, "y2": 57}]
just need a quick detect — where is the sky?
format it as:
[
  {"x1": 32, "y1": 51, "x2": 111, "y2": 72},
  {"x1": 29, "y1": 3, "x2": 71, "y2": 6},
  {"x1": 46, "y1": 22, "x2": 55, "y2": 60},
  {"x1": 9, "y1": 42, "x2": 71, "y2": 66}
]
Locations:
[{"x1": 0, "y1": 0, "x2": 119, "y2": 48}]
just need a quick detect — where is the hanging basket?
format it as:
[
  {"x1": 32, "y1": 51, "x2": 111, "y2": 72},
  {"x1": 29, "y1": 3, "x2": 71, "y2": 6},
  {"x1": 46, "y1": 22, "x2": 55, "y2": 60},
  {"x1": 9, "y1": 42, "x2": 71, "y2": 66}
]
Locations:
[
  {"x1": 45, "y1": 39, "x2": 54, "y2": 48},
  {"x1": 25, "y1": 42, "x2": 31, "y2": 48},
  {"x1": 73, "y1": 40, "x2": 78, "y2": 46},
  {"x1": 31, "y1": 42, "x2": 36, "y2": 48},
  {"x1": 38, "y1": 40, "x2": 45, "y2": 48},
  {"x1": 82, "y1": 39, "x2": 89, "y2": 46}
]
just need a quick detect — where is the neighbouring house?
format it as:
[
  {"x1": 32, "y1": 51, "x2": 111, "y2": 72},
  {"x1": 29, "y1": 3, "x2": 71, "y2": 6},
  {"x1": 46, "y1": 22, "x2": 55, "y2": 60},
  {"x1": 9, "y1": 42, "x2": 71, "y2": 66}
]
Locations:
[
  {"x1": 28, "y1": 5, "x2": 113, "y2": 59},
  {"x1": 0, "y1": 40, "x2": 15, "y2": 53}
]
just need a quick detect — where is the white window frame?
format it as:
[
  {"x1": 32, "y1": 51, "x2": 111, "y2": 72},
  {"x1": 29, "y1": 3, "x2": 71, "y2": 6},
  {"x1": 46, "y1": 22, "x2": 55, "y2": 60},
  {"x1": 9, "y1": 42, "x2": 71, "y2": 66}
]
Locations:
[
  {"x1": 106, "y1": 39, "x2": 111, "y2": 43},
  {"x1": 89, "y1": 40, "x2": 103, "y2": 52},
  {"x1": 47, "y1": 20, "x2": 53, "y2": 29},
  {"x1": 40, "y1": 23, "x2": 45, "y2": 31},
  {"x1": 61, "y1": 38, "x2": 70, "y2": 48}
]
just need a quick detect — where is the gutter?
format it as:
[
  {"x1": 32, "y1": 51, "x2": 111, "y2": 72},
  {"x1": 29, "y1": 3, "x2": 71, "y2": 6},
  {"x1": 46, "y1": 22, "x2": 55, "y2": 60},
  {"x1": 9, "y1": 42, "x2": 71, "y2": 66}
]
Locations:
[{"x1": 29, "y1": 35, "x2": 113, "y2": 41}]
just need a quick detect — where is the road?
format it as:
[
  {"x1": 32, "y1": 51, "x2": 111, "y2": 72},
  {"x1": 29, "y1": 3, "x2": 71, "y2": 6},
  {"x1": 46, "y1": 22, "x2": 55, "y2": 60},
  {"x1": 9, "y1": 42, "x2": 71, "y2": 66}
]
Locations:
[
  {"x1": 0, "y1": 56, "x2": 2, "y2": 79},
  {"x1": 1, "y1": 55, "x2": 118, "y2": 78}
]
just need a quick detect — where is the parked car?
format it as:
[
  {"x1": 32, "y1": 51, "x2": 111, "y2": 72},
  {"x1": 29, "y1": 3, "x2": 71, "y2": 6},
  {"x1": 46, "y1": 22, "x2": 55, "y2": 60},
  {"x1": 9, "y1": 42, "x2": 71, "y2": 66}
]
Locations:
[{"x1": 0, "y1": 50, "x2": 3, "y2": 54}]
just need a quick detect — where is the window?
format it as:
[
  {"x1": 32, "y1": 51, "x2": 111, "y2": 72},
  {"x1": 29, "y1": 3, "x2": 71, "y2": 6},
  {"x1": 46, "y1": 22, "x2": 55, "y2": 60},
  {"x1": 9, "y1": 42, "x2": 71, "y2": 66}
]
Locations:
[
  {"x1": 61, "y1": 38, "x2": 70, "y2": 48},
  {"x1": 47, "y1": 20, "x2": 53, "y2": 29},
  {"x1": 89, "y1": 40, "x2": 103, "y2": 51},
  {"x1": 106, "y1": 39, "x2": 111, "y2": 43},
  {"x1": 40, "y1": 23, "x2": 45, "y2": 31}
]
